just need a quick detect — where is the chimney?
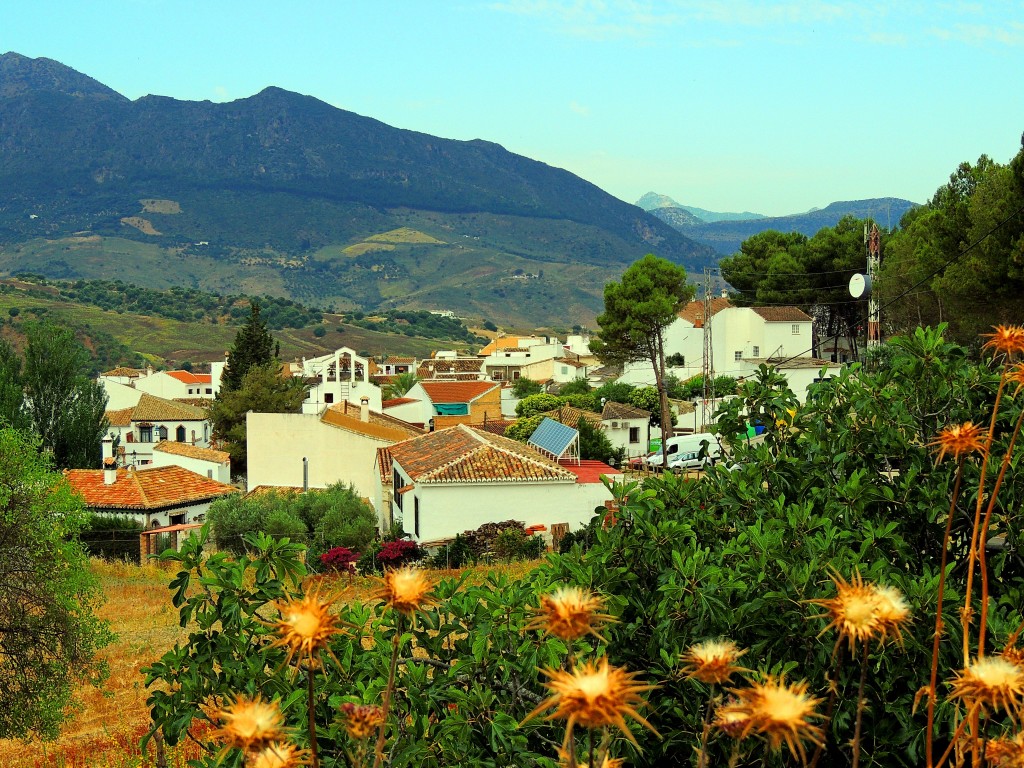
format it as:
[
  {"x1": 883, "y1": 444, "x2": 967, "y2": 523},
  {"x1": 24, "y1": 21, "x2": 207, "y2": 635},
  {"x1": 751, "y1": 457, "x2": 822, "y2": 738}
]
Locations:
[
  {"x1": 146, "y1": 364, "x2": 154, "y2": 377},
  {"x1": 102, "y1": 438, "x2": 117, "y2": 484},
  {"x1": 720, "y1": 289, "x2": 729, "y2": 299},
  {"x1": 360, "y1": 396, "x2": 370, "y2": 422}
]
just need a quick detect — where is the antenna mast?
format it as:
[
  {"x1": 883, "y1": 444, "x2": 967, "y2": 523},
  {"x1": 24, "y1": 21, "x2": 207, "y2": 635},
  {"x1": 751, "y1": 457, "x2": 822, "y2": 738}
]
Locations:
[
  {"x1": 867, "y1": 224, "x2": 881, "y2": 348},
  {"x1": 701, "y1": 267, "x2": 715, "y2": 428}
]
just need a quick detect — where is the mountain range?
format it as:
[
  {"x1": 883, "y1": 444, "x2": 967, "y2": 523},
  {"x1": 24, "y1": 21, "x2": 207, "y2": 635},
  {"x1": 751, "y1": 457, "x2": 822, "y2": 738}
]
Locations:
[
  {"x1": 637, "y1": 192, "x2": 918, "y2": 255},
  {"x1": 0, "y1": 52, "x2": 716, "y2": 326}
]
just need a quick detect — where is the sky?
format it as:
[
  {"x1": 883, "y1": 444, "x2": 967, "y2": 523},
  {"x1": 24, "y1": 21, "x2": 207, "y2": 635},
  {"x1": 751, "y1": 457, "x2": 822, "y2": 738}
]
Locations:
[{"x1": 3, "y1": 1, "x2": 1023, "y2": 217}]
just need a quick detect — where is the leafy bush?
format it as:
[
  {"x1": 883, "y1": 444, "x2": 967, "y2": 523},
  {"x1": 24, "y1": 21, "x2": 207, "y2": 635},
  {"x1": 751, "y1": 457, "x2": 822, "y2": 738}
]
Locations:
[
  {"x1": 559, "y1": 392, "x2": 599, "y2": 412},
  {"x1": 515, "y1": 393, "x2": 563, "y2": 417},
  {"x1": 428, "y1": 533, "x2": 475, "y2": 569},
  {"x1": 511, "y1": 377, "x2": 543, "y2": 398},
  {"x1": 557, "y1": 379, "x2": 592, "y2": 396},
  {"x1": 503, "y1": 414, "x2": 544, "y2": 442},
  {"x1": 319, "y1": 546, "x2": 360, "y2": 574},
  {"x1": 376, "y1": 539, "x2": 425, "y2": 569}
]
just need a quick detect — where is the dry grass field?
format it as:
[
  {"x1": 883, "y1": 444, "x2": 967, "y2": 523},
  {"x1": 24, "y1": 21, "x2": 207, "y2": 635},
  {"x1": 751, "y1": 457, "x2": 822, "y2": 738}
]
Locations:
[{"x1": 2, "y1": 557, "x2": 537, "y2": 767}]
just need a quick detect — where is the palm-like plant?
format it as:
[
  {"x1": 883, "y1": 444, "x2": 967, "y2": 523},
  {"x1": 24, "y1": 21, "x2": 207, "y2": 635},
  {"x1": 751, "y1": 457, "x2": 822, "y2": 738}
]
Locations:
[{"x1": 383, "y1": 371, "x2": 419, "y2": 400}]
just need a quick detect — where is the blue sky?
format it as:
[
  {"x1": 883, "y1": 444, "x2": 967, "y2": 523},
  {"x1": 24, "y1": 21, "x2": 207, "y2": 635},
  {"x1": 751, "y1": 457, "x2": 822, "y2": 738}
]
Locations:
[{"x1": 4, "y1": 1, "x2": 1022, "y2": 216}]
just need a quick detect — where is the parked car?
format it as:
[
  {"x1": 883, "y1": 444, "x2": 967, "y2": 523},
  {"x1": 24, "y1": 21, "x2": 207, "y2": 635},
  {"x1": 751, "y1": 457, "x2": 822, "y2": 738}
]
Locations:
[{"x1": 644, "y1": 432, "x2": 723, "y2": 469}]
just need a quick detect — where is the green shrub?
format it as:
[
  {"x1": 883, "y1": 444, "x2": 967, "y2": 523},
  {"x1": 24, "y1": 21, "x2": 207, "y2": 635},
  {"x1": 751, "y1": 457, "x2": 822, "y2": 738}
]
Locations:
[
  {"x1": 78, "y1": 513, "x2": 143, "y2": 563},
  {"x1": 515, "y1": 393, "x2": 562, "y2": 417}
]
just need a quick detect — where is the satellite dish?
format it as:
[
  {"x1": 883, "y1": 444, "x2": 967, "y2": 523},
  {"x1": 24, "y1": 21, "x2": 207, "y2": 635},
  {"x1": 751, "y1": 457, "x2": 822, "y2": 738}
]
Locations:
[{"x1": 849, "y1": 273, "x2": 871, "y2": 299}]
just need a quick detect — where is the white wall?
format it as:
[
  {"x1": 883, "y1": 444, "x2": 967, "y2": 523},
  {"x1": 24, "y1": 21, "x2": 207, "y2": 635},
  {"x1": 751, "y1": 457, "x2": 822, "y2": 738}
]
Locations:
[
  {"x1": 398, "y1": 480, "x2": 614, "y2": 543},
  {"x1": 247, "y1": 412, "x2": 391, "y2": 498},
  {"x1": 134, "y1": 372, "x2": 191, "y2": 400},
  {"x1": 602, "y1": 417, "x2": 650, "y2": 459},
  {"x1": 102, "y1": 380, "x2": 143, "y2": 410}
]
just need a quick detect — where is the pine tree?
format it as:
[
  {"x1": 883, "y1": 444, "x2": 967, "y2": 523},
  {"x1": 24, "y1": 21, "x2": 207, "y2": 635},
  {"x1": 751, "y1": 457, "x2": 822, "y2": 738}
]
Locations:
[{"x1": 222, "y1": 302, "x2": 276, "y2": 392}]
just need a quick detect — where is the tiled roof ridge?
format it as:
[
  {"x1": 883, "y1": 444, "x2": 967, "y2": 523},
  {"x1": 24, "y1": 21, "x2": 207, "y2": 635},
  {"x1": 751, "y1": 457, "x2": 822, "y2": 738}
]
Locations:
[
  {"x1": 134, "y1": 392, "x2": 208, "y2": 421},
  {"x1": 129, "y1": 467, "x2": 148, "y2": 507},
  {"x1": 468, "y1": 426, "x2": 576, "y2": 478}
]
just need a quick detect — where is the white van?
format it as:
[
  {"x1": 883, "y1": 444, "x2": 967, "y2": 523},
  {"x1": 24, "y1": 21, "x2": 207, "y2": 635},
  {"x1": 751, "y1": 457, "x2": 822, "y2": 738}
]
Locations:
[{"x1": 645, "y1": 432, "x2": 722, "y2": 470}]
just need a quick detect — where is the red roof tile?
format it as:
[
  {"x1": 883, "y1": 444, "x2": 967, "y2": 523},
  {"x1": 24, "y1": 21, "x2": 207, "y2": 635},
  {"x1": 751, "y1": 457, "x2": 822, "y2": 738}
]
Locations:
[
  {"x1": 678, "y1": 297, "x2": 732, "y2": 326},
  {"x1": 167, "y1": 370, "x2": 212, "y2": 384},
  {"x1": 386, "y1": 425, "x2": 575, "y2": 484},
  {"x1": 382, "y1": 397, "x2": 418, "y2": 408},
  {"x1": 558, "y1": 460, "x2": 621, "y2": 484},
  {"x1": 65, "y1": 465, "x2": 238, "y2": 510},
  {"x1": 751, "y1": 306, "x2": 813, "y2": 322},
  {"x1": 320, "y1": 403, "x2": 423, "y2": 441},
  {"x1": 420, "y1": 381, "x2": 498, "y2": 403}
]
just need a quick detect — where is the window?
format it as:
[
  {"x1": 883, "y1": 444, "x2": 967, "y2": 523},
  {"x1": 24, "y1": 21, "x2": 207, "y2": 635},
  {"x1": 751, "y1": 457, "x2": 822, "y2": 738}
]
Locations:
[
  {"x1": 629, "y1": 426, "x2": 640, "y2": 444},
  {"x1": 139, "y1": 426, "x2": 152, "y2": 442},
  {"x1": 734, "y1": 350, "x2": 742, "y2": 361},
  {"x1": 176, "y1": 425, "x2": 186, "y2": 442},
  {"x1": 324, "y1": 392, "x2": 335, "y2": 404},
  {"x1": 414, "y1": 497, "x2": 420, "y2": 538},
  {"x1": 752, "y1": 346, "x2": 760, "y2": 357},
  {"x1": 207, "y1": 469, "x2": 213, "y2": 479},
  {"x1": 157, "y1": 426, "x2": 168, "y2": 441},
  {"x1": 126, "y1": 432, "x2": 134, "y2": 444},
  {"x1": 393, "y1": 469, "x2": 403, "y2": 510},
  {"x1": 561, "y1": 366, "x2": 569, "y2": 375},
  {"x1": 792, "y1": 324, "x2": 800, "y2": 335},
  {"x1": 205, "y1": 388, "x2": 212, "y2": 395}
]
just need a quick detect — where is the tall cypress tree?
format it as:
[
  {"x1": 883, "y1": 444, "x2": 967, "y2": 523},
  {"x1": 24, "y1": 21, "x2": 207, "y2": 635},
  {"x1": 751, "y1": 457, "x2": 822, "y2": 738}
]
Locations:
[{"x1": 222, "y1": 302, "x2": 275, "y2": 392}]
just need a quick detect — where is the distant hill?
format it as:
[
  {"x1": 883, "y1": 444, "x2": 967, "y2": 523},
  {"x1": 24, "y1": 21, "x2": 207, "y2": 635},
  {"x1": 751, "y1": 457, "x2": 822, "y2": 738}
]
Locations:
[
  {"x1": 0, "y1": 52, "x2": 716, "y2": 325},
  {"x1": 647, "y1": 197, "x2": 919, "y2": 255},
  {"x1": 636, "y1": 192, "x2": 766, "y2": 223}
]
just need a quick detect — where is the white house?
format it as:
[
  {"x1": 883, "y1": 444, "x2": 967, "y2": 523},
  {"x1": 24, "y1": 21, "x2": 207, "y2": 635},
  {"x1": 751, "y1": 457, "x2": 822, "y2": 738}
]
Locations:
[
  {"x1": 620, "y1": 298, "x2": 841, "y2": 403},
  {"x1": 600, "y1": 401, "x2": 651, "y2": 460},
  {"x1": 297, "y1": 346, "x2": 382, "y2": 414},
  {"x1": 247, "y1": 399, "x2": 423, "y2": 499},
  {"x1": 134, "y1": 369, "x2": 216, "y2": 400},
  {"x1": 384, "y1": 380, "x2": 502, "y2": 430},
  {"x1": 105, "y1": 393, "x2": 211, "y2": 465},
  {"x1": 374, "y1": 425, "x2": 620, "y2": 543},
  {"x1": 152, "y1": 441, "x2": 232, "y2": 484},
  {"x1": 65, "y1": 453, "x2": 238, "y2": 529}
]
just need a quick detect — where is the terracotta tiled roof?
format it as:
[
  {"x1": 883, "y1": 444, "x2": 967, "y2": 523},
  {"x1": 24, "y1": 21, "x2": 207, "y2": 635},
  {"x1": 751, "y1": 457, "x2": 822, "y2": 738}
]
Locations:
[
  {"x1": 102, "y1": 366, "x2": 143, "y2": 378},
  {"x1": 558, "y1": 459, "x2": 622, "y2": 484},
  {"x1": 678, "y1": 297, "x2": 732, "y2": 326},
  {"x1": 153, "y1": 440, "x2": 230, "y2": 464},
  {"x1": 131, "y1": 393, "x2": 208, "y2": 422},
  {"x1": 475, "y1": 418, "x2": 517, "y2": 436},
  {"x1": 601, "y1": 401, "x2": 651, "y2": 420},
  {"x1": 106, "y1": 406, "x2": 134, "y2": 427},
  {"x1": 556, "y1": 357, "x2": 588, "y2": 368},
  {"x1": 173, "y1": 397, "x2": 214, "y2": 408},
  {"x1": 320, "y1": 402, "x2": 423, "y2": 441},
  {"x1": 382, "y1": 397, "x2": 418, "y2": 408},
  {"x1": 65, "y1": 465, "x2": 238, "y2": 511},
  {"x1": 167, "y1": 370, "x2": 212, "y2": 384},
  {"x1": 384, "y1": 356, "x2": 416, "y2": 365},
  {"x1": 748, "y1": 357, "x2": 836, "y2": 369},
  {"x1": 386, "y1": 425, "x2": 575, "y2": 484},
  {"x1": 420, "y1": 381, "x2": 498, "y2": 404},
  {"x1": 541, "y1": 406, "x2": 602, "y2": 429},
  {"x1": 246, "y1": 485, "x2": 304, "y2": 497},
  {"x1": 377, "y1": 446, "x2": 394, "y2": 484},
  {"x1": 751, "y1": 306, "x2": 813, "y2": 322},
  {"x1": 417, "y1": 359, "x2": 485, "y2": 376}
]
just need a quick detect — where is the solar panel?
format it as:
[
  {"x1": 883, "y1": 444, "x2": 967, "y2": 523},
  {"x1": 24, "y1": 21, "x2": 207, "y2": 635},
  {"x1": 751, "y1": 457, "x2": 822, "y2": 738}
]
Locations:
[{"x1": 528, "y1": 417, "x2": 578, "y2": 459}]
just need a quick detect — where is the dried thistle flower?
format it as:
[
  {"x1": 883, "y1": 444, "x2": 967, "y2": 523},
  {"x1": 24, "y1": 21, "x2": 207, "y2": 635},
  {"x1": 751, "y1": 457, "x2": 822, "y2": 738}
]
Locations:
[
  {"x1": 985, "y1": 731, "x2": 1024, "y2": 767},
  {"x1": 681, "y1": 639, "x2": 748, "y2": 684},
  {"x1": 928, "y1": 422, "x2": 988, "y2": 463},
  {"x1": 370, "y1": 565, "x2": 436, "y2": 617},
  {"x1": 726, "y1": 675, "x2": 824, "y2": 764},
  {"x1": 557, "y1": 748, "x2": 625, "y2": 768},
  {"x1": 339, "y1": 702, "x2": 386, "y2": 741},
  {"x1": 983, "y1": 325, "x2": 1024, "y2": 357},
  {"x1": 522, "y1": 658, "x2": 659, "y2": 752},
  {"x1": 872, "y1": 584, "x2": 912, "y2": 646},
  {"x1": 209, "y1": 694, "x2": 287, "y2": 752},
  {"x1": 248, "y1": 742, "x2": 311, "y2": 768},
  {"x1": 525, "y1": 586, "x2": 616, "y2": 642},
  {"x1": 266, "y1": 585, "x2": 349, "y2": 669},
  {"x1": 1008, "y1": 363, "x2": 1024, "y2": 397},
  {"x1": 949, "y1": 657, "x2": 1024, "y2": 721},
  {"x1": 713, "y1": 699, "x2": 752, "y2": 739},
  {"x1": 810, "y1": 572, "x2": 882, "y2": 652}
]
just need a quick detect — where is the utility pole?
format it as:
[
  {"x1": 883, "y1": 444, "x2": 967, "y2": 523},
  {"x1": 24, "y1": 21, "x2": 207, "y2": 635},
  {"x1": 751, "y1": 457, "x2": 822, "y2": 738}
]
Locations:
[
  {"x1": 701, "y1": 267, "x2": 715, "y2": 428},
  {"x1": 867, "y1": 223, "x2": 881, "y2": 348}
]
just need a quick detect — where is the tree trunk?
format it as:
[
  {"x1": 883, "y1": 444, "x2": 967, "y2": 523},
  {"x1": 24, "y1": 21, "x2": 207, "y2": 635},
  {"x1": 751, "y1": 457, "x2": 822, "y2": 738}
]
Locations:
[{"x1": 652, "y1": 334, "x2": 673, "y2": 468}]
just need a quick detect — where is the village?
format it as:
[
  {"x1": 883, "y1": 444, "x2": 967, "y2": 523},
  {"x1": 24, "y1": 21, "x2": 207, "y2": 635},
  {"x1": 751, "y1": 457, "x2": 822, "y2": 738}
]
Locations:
[{"x1": 64, "y1": 296, "x2": 843, "y2": 557}]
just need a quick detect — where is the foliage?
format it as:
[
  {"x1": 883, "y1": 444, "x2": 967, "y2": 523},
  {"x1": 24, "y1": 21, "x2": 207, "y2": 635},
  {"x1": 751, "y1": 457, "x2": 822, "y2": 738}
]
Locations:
[
  {"x1": 376, "y1": 539, "x2": 426, "y2": 568},
  {"x1": 221, "y1": 302, "x2": 277, "y2": 392},
  {"x1": 22, "y1": 322, "x2": 109, "y2": 469},
  {"x1": 591, "y1": 254, "x2": 693, "y2": 447},
  {"x1": 78, "y1": 514, "x2": 144, "y2": 564},
  {"x1": 344, "y1": 310, "x2": 485, "y2": 344},
  {"x1": 428, "y1": 533, "x2": 476, "y2": 569},
  {"x1": 491, "y1": 528, "x2": 545, "y2": 562},
  {"x1": 207, "y1": 483, "x2": 377, "y2": 560},
  {"x1": 503, "y1": 414, "x2": 545, "y2": 442},
  {"x1": 669, "y1": 373, "x2": 739, "y2": 400},
  {"x1": 0, "y1": 427, "x2": 112, "y2": 739},
  {"x1": 557, "y1": 516, "x2": 601, "y2": 554},
  {"x1": 515, "y1": 393, "x2": 563, "y2": 417},
  {"x1": 556, "y1": 379, "x2": 591, "y2": 396},
  {"x1": 559, "y1": 392, "x2": 599, "y2": 412},
  {"x1": 591, "y1": 380, "x2": 636, "y2": 406},
  {"x1": 383, "y1": 371, "x2": 420, "y2": 400},
  {"x1": 511, "y1": 377, "x2": 543, "y2": 398},
  {"x1": 576, "y1": 414, "x2": 625, "y2": 465},
  {"x1": 208, "y1": 363, "x2": 307, "y2": 474},
  {"x1": 627, "y1": 386, "x2": 667, "y2": 426},
  {"x1": 319, "y1": 546, "x2": 360, "y2": 574},
  {"x1": 0, "y1": 338, "x2": 28, "y2": 431},
  {"x1": 877, "y1": 147, "x2": 1024, "y2": 344}
]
